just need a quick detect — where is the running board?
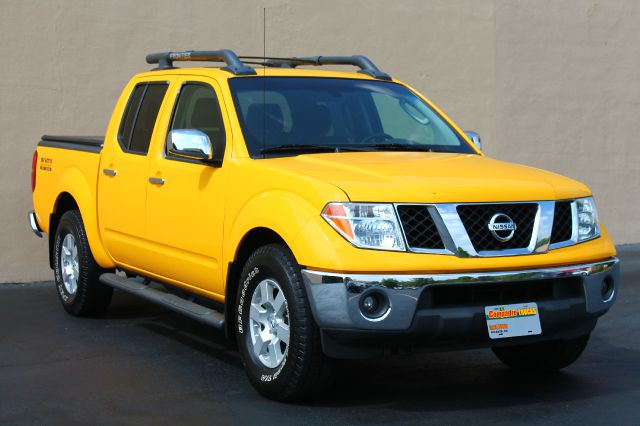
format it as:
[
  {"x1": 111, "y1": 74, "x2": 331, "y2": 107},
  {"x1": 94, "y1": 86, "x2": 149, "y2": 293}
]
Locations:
[{"x1": 99, "y1": 273, "x2": 225, "y2": 329}]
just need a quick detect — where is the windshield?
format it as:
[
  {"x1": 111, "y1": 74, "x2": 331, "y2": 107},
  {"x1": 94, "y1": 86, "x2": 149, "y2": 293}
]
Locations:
[{"x1": 228, "y1": 77, "x2": 475, "y2": 157}]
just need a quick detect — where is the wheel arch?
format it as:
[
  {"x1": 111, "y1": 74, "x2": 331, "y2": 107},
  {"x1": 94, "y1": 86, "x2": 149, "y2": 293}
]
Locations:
[
  {"x1": 48, "y1": 192, "x2": 79, "y2": 268},
  {"x1": 224, "y1": 227, "x2": 291, "y2": 339},
  {"x1": 48, "y1": 189, "x2": 112, "y2": 270}
]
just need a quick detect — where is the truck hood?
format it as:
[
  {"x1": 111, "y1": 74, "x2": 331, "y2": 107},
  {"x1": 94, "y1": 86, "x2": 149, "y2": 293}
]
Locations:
[{"x1": 265, "y1": 152, "x2": 590, "y2": 203}]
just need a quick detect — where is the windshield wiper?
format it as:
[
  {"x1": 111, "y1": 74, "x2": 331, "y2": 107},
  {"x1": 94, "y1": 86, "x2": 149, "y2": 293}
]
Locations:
[
  {"x1": 260, "y1": 144, "x2": 368, "y2": 155},
  {"x1": 260, "y1": 144, "x2": 338, "y2": 155},
  {"x1": 362, "y1": 143, "x2": 434, "y2": 152},
  {"x1": 259, "y1": 143, "x2": 436, "y2": 155}
]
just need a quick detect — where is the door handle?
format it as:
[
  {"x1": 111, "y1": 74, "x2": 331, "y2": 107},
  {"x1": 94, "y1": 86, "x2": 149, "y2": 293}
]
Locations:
[
  {"x1": 148, "y1": 177, "x2": 165, "y2": 185},
  {"x1": 103, "y1": 168, "x2": 117, "y2": 176}
]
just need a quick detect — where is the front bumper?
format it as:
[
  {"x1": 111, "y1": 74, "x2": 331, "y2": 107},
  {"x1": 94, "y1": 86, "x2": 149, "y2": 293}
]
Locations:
[{"x1": 301, "y1": 258, "x2": 620, "y2": 358}]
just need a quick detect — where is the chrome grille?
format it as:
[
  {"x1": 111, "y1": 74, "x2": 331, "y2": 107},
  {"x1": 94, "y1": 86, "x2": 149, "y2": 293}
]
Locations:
[
  {"x1": 550, "y1": 201, "x2": 573, "y2": 244},
  {"x1": 393, "y1": 200, "x2": 575, "y2": 257},
  {"x1": 396, "y1": 205, "x2": 444, "y2": 250},
  {"x1": 456, "y1": 203, "x2": 538, "y2": 251}
]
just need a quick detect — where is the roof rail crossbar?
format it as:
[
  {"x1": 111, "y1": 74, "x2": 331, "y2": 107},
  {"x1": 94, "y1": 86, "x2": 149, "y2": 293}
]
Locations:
[
  {"x1": 146, "y1": 50, "x2": 256, "y2": 75},
  {"x1": 254, "y1": 55, "x2": 391, "y2": 80}
]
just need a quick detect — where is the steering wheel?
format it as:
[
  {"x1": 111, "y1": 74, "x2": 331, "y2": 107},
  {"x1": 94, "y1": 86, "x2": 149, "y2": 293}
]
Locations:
[{"x1": 359, "y1": 132, "x2": 393, "y2": 145}]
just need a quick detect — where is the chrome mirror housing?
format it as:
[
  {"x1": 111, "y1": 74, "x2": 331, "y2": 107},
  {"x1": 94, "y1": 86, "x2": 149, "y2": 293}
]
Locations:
[
  {"x1": 167, "y1": 129, "x2": 213, "y2": 161},
  {"x1": 464, "y1": 131, "x2": 482, "y2": 151}
]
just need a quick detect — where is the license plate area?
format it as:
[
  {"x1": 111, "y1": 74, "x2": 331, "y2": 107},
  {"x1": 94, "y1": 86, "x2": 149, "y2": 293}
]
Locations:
[{"x1": 485, "y1": 302, "x2": 541, "y2": 339}]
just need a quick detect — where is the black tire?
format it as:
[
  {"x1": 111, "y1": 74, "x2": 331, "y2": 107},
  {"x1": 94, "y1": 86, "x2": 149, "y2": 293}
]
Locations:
[
  {"x1": 53, "y1": 210, "x2": 113, "y2": 316},
  {"x1": 236, "y1": 243, "x2": 333, "y2": 401},
  {"x1": 492, "y1": 333, "x2": 590, "y2": 372}
]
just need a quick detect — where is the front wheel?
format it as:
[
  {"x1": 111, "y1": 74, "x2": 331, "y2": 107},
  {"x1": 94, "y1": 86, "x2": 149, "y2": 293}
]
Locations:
[
  {"x1": 236, "y1": 244, "x2": 333, "y2": 401},
  {"x1": 53, "y1": 210, "x2": 113, "y2": 316},
  {"x1": 492, "y1": 333, "x2": 590, "y2": 372}
]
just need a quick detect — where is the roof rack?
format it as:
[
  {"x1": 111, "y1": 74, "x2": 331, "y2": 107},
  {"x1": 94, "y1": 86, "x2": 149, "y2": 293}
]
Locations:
[
  {"x1": 145, "y1": 50, "x2": 391, "y2": 80},
  {"x1": 145, "y1": 50, "x2": 256, "y2": 75},
  {"x1": 241, "y1": 55, "x2": 392, "y2": 80}
]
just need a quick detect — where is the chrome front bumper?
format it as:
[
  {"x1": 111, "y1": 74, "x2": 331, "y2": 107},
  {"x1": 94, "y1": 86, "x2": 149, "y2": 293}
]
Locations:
[{"x1": 301, "y1": 258, "x2": 620, "y2": 331}]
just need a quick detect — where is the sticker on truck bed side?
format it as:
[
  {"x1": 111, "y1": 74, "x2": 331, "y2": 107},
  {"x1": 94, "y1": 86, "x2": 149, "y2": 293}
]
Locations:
[
  {"x1": 485, "y1": 302, "x2": 541, "y2": 339},
  {"x1": 40, "y1": 157, "x2": 53, "y2": 172}
]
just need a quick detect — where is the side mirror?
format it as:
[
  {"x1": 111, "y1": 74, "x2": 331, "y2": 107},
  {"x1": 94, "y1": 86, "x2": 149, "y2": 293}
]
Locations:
[
  {"x1": 464, "y1": 131, "x2": 482, "y2": 151},
  {"x1": 167, "y1": 129, "x2": 217, "y2": 164}
]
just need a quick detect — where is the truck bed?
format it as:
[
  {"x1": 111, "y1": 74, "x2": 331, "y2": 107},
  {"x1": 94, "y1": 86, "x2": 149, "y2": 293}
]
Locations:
[
  {"x1": 33, "y1": 135, "x2": 104, "y2": 237},
  {"x1": 39, "y1": 135, "x2": 103, "y2": 153}
]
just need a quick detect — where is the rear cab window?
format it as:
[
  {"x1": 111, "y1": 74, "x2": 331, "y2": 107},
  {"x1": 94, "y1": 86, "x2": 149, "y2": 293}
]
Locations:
[{"x1": 118, "y1": 82, "x2": 169, "y2": 155}]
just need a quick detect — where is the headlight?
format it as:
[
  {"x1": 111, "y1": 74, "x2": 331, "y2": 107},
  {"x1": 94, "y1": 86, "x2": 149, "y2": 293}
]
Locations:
[
  {"x1": 322, "y1": 203, "x2": 406, "y2": 251},
  {"x1": 575, "y1": 197, "x2": 600, "y2": 242}
]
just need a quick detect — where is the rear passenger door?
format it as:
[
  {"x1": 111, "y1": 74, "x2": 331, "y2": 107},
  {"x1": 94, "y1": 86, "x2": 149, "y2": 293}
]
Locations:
[
  {"x1": 98, "y1": 79, "x2": 171, "y2": 265},
  {"x1": 143, "y1": 77, "x2": 229, "y2": 296}
]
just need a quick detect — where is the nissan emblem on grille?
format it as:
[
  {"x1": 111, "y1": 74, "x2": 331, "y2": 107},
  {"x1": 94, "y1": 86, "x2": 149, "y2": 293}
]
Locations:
[{"x1": 487, "y1": 213, "x2": 517, "y2": 242}]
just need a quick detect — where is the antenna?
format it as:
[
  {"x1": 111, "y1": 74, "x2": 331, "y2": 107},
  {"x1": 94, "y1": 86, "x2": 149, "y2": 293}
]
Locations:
[{"x1": 262, "y1": 7, "x2": 266, "y2": 154}]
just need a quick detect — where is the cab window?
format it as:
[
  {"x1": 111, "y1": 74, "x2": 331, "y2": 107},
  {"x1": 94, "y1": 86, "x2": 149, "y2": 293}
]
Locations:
[
  {"x1": 118, "y1": 82, "x2": 169, "y2": 155},
  {"x1": 167, "y1": 83, "x2": 226, "y2": 160}
]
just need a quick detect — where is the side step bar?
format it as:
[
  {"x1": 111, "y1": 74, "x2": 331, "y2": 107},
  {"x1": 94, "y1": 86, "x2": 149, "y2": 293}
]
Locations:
[{"x1": 99, "y1": 273, "x2": 225, "y2": 329}]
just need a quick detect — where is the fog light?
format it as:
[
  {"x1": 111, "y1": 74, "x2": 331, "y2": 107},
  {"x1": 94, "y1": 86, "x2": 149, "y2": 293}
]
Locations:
[
  {"x1": 362, "y1": 295, "x2": 378, "y2": 313},
  {"x1": 359, "y1": 292, "x2": 390, "y2": 320},
  {"x1": 601, "y1": 277, "x2": 614, "y2": 302}
]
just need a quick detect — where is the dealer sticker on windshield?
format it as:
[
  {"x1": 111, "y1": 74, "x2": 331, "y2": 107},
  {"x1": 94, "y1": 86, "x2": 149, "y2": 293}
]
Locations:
[{"x1": 485, "y1": 302, "x2": 541, "y2": 339}]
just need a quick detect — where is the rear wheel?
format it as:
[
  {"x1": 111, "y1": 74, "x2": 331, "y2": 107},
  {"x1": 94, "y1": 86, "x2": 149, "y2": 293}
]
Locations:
[
  {"x1": 53, "y1": 210, "x2": 113, "y2": 316},
  {"x1": 492, "y1": 333, "x2": 590, "y2": 372},
  {"x1": 236, "y1": 244, "x2": 333, "y2": 401}
]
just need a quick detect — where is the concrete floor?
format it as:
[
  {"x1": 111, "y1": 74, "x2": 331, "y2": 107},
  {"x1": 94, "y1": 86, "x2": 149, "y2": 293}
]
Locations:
[{"x1": 1, "y1": 246, "x2": 638, "y2": 425}]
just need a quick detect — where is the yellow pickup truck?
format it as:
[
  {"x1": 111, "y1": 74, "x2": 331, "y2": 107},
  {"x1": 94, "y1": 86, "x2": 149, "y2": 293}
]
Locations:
[{"x1": 29, "y1": 50, "x2": 619, "y2": 401}]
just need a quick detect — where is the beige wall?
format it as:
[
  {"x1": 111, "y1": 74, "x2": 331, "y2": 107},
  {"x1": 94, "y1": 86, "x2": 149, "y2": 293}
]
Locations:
[{"x1": 1, "y1": 0, "x2": 637, "y2": 282}]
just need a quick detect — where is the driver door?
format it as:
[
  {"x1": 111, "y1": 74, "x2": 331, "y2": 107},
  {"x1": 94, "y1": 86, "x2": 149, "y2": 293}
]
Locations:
[{"x1": 143, "y1": 77, "x2": 229, "y2": 296}]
